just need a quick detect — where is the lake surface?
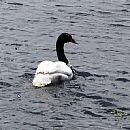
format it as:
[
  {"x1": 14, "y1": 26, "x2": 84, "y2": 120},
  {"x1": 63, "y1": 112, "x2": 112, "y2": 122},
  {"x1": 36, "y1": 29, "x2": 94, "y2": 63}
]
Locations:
[{"x1": 0, "y1": 0, "x2": 130, "y2": 129}]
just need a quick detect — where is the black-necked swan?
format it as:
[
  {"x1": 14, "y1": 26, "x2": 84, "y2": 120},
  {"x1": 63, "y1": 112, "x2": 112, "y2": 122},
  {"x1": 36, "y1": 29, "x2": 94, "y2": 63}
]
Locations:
[{"x1": 33, "y1": 33, "x2": 77, "y2": 87}]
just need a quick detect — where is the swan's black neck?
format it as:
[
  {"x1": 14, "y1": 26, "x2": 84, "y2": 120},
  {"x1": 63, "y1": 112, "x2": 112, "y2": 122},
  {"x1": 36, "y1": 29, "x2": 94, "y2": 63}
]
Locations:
[{"x1": 56, "y1": 39, "x2": 68, "y2": 64}]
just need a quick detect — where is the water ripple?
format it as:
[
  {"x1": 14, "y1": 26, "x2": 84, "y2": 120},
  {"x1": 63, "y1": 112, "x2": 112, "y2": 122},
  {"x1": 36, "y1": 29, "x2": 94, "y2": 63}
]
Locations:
[
  {"x1": 109, "y1": 23, "x2": 130, "y2": 28},
  {"x1": 7, "y1": 3, "x2": 24, "y2": 6},
  {"x1": 0, "y1": 81, "x2": 12, "y2": 87},
  {"x1": 96, "y1": 100, "x2": 117, "y2": 107},
  {"x1": 81, "y1": 109, "x2": 103, "y2": 117},
  {"x1": 116, "y1": 78, "x2": 130, "y2": 82}
]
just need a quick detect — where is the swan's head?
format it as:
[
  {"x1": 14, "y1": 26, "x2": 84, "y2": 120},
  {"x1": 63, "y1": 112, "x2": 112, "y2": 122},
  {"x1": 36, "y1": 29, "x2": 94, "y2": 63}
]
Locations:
[
  {"x1": 56, "y1": 33, "x2": 77, "y2": 64},
  {"x1": 57, "y1": 33, "x2": 77, "y2": 44}
]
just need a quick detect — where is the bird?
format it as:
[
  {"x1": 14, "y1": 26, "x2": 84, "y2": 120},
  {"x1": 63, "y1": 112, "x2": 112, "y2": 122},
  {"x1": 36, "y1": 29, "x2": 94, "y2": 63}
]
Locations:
[{"x1": 32, "y1": 33, "x2": 77, "y2": 87}]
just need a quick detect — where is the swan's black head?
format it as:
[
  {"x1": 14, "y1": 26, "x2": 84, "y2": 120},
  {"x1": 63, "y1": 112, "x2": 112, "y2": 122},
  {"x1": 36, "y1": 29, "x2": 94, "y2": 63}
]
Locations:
[
  {"x1": 57, "y1": 33, "x2": 77, "y2": 45},
  {"x1": 56, "y1": 33, "x2": 77, "y2": 65}
]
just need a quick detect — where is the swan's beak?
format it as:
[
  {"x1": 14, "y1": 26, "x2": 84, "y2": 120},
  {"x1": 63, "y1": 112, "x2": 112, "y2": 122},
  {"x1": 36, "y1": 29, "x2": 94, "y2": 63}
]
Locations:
[{"x1": 71, "y1": 38, "x2": 78, "y2": 44}]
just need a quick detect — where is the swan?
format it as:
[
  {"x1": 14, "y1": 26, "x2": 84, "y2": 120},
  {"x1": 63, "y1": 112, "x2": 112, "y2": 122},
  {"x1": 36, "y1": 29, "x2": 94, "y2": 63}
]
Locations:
[{"x1": 33, "y1": 33, "x2": 77, "y2": 87}]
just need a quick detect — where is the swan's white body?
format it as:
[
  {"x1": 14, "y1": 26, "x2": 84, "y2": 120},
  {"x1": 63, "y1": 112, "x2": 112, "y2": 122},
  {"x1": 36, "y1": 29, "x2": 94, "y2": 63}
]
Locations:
[{"x1": 33, "y1": 61, "x2": 73, "y2": 87}]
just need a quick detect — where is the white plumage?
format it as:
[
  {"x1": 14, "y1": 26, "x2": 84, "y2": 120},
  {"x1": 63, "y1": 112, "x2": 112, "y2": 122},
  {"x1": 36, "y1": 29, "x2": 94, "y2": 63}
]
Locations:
[{"x1": 33, "y1": 61, "x2": 73, "y2": 87}]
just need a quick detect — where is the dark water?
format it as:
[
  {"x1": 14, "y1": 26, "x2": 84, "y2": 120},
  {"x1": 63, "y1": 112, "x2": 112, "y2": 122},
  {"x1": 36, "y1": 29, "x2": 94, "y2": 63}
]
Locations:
[{"x1": 0, "y1": 0, "x2": 130, "y2": 129}]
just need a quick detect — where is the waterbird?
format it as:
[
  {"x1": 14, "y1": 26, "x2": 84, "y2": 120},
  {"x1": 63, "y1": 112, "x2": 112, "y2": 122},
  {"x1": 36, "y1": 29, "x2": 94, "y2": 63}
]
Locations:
[{"x1": 33, "y1": 33, "x2": 77, "y2": 87}]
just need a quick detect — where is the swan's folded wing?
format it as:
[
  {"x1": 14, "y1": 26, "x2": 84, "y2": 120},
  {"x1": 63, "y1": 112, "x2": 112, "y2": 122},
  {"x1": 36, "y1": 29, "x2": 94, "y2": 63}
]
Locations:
[
  {"x1": 35, "y1": 61, "x2": 72, "y2": 77},
  {"x1": 35, "y1": 61, "x2": 55, "y2": 74},
  {"x1": 51, "y1": 61, "x2": 73, "y2": 77}
]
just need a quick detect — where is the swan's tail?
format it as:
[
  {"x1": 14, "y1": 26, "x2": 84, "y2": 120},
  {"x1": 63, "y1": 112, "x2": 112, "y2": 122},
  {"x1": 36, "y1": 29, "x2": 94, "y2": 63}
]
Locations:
[{"x1": 32, "y1": 74, "x2": 51, "y2": 87}]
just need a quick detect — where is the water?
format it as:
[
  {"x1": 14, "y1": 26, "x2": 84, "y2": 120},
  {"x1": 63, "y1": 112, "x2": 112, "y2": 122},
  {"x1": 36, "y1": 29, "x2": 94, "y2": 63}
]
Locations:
[{"x1": 0, "y1": 0, "x2": 130, "y2": 129}]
